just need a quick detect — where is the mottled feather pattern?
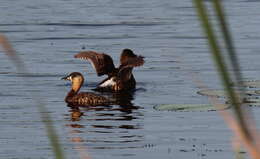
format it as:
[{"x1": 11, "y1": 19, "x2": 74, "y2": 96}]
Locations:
[
  {"x1": 63, "y1": 72, "x2": 115, "y2": 106},
  {"x1": 68, "y1": 92, "x2": 113, "y2": 106}
]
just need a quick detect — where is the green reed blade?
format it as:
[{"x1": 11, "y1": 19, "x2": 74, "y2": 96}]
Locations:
[
  {"x1": 212, "y1": 0, "x2": 244, "y2": 89},
  {"x1": 38, "y1": 100, "x2": 65, "y2": 159},
  {"x1": 211, "y1": 0, "x2": 253, "y2": 142},
  {"x1": 192, "y1": 0, "x2": 252, "y2": 141}
]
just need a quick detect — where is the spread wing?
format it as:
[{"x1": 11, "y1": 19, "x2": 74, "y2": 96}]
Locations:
[
  {"x1": 118, "y1": 55, "x2": 145, "y2": 81},
  {"x1": 74, "y1": 51, "x2": 115, "y2": 76},
  {"x1": 120, "y1": 55, "x2": 145, "y2": 68}
]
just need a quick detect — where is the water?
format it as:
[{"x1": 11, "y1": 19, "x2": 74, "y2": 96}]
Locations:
[{"x1": 1, "y1": 0, "x2": 260, "y2": 158}]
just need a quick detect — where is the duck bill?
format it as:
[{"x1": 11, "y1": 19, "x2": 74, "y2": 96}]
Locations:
[{"x1": 61, "y1": 75, "x2": 70, "y2": 80}]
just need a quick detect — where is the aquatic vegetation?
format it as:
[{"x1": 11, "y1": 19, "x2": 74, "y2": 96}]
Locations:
[
  {"x1": 154, "y1": 103, "x2": 228, "y2": 112},
  {"x1": 240, "y1": 80, "x2": 260, "y2": 88},
  {"x1": 197, "y1": 89, "x2": 257, "y2": 98},
  {"x1": 193, "y1": 0, "x2": 260, "y2": 159},
  {"x1": 0, "y1": 34, "x2": 66, "y2": 159},
  {"x1": 1, "y1": 0, "x2": 260, "y2": 158}
]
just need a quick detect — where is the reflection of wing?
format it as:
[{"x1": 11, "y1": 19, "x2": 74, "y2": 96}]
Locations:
[{"x1": 74, "y1": 51, "x2": 115, "y2": 76}]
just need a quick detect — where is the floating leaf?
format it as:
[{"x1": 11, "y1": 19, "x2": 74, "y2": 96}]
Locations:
[
  {"x1": 197, "y1": 89, "x2": 257, "y2": 98},
  {"x1": 244, "y1": 98, "x2": 260, "y2": 104},
  {"x1": 246, "y1": 103, "x2": 260, "y2": 107},
  {"x1": 154, "y1": 104, "x2": 229, "y2": 112},
  {"x1": 254, "y1": 90, "x2": 260, "y2": 95},
  {"x1": 239, "y1": 80, "x2": 260, "y2": 88},
  {"x1": 197, "y1": 90, "x2": 227, "y2": 97}
]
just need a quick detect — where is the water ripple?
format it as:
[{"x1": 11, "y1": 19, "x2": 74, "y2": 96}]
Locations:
[{"x1": 0, "y1": 21, "x2": 167, "y2": 27}]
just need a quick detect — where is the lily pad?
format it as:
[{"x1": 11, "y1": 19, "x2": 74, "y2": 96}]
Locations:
[
  {"x1": 197, "y1": 89, "x2": 257, "y2": 98},
  {"x1": 254, "y1": 90, "x2": 260, "y2": 95},
  {"x1": 246, "y1": 103, "x2": 260, "y2": 107},
  {"x1": 239, "y1": 80, "x2": 260, "y2": 88},
  {"x1": 154, "y1": 104, "x2": 229, "y2": 112},
  {"x1": 197, "y1": 90, "x2": 227, "y2": 98},
  {"x1": 244, "y1": 98, "x2": 260, "y2": 103}
]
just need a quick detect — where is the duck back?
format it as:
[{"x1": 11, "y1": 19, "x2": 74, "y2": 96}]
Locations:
[{"x1": 66, "y1": 92, "x2": 113, "y2": 106}]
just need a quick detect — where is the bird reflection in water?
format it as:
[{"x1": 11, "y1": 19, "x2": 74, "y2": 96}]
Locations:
[
  {"x1": 70, "y1": 108, "x2": 84, "y2": 122},
  {"x1": 65, "y1": 91, "x2": 145, "y2": 151}
]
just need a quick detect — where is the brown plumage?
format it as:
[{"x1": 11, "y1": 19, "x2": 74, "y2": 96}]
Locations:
[
  {"x1": 74, "y1": 49, "x2": 144, "y2": 92},
  {"x1": 62, "y1": 72, "x2": 114, "y2": 106}
]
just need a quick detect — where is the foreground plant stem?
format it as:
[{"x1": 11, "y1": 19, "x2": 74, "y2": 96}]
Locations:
[
  {"x1": 192, "y1": 0, "x2": 252, "y2": 143},
  {"x1": 0, "y1": 34, "x2": 65, "y2": 159}
]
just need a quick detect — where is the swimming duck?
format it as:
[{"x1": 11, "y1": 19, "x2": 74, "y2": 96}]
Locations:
[
  {"x1": 74, "y1": 49, "x2": 144, "y2": 92},
  {"x1": 62, "y1": 72, "x2": 114, "y2": 106}
]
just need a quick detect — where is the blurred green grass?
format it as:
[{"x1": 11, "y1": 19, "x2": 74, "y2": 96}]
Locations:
[{"x1": 192, "y1": 0, "x2": 258, "y2": 158}]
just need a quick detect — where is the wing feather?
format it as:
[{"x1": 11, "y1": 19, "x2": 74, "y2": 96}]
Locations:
[
  {"x1": 120, "y1": 55, "x2": 145, "y2": 68},
  {"x1": 118, "y1": 55, "x2": 144, "y2": 81},
  {"x1": 74, "y1": 51, "x2": 115, "y2": 76}
]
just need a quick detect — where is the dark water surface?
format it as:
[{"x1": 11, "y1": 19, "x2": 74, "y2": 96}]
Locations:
[{"x1": 1, "y1": 0, "x2": 260, "y2": 159}]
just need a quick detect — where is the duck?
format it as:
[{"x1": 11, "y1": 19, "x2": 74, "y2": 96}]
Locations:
[
  {"x1": 74, "y1": 49, "x2": 144, "y2": 92},
  {"x1": 62, "y1": 72, "x2": 114, "y2": 106}
]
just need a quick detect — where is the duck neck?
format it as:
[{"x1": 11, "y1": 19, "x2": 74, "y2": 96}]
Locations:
[{"x1": 65, "y1": 79, "x2": 83, "y2": 102}]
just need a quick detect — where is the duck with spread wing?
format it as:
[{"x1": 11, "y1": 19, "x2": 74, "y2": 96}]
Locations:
[{"x1": 74, "y1": 49, "x2": 144, "y2": 92}]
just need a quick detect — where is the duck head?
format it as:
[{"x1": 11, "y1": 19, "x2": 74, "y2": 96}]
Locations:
[
  {"x1": 120, "y1": 49, "x2": 137, "y2": 65},
  {"x1": 62, "y1": 72, "x2": 84, "y2": 93}
]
